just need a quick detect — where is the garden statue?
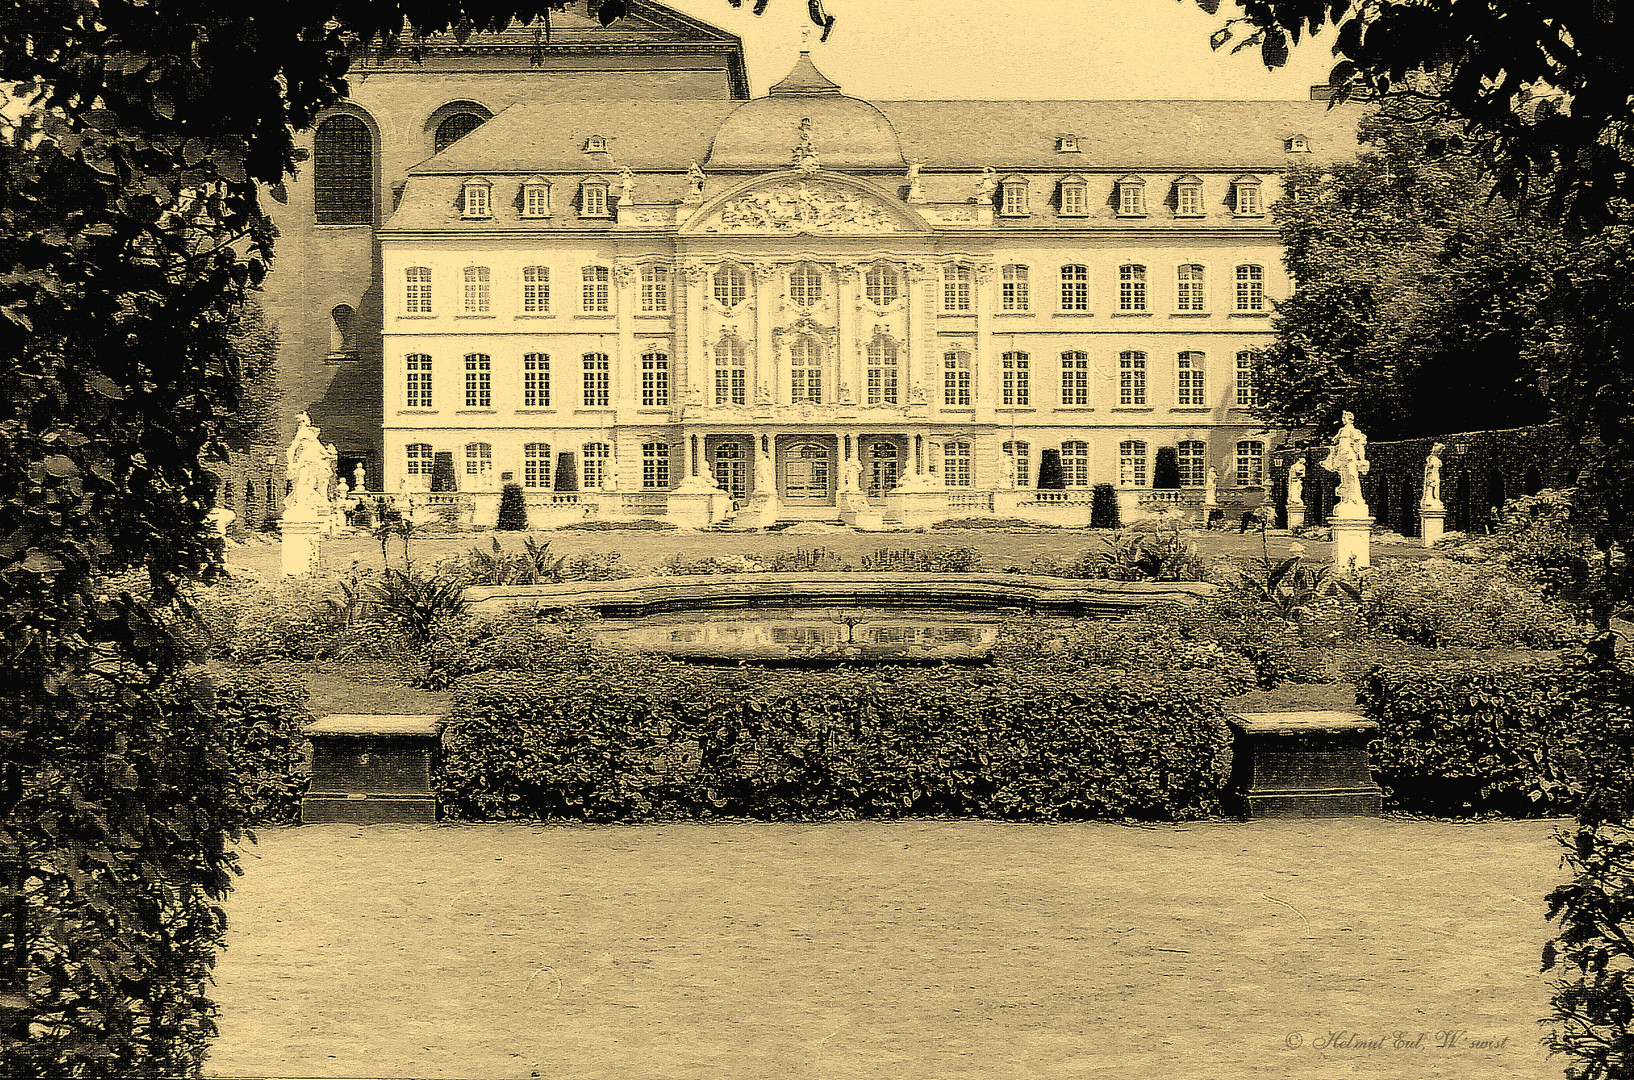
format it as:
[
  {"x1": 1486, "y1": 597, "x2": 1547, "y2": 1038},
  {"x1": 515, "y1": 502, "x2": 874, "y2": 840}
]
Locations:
[
  {"x1": 618, "y1": 166, "x2": 636, "y2": 205},
  {"x1": 352, "y1": 463, "x2": 366, "y2": 494},
  {"x1": 284, "y1": 412, "x2": 333, "y2": 520},
  {"x1": 975, "y1": 166, "x2": 997, "y2": 203},
  {"x1": 1203, "y1": 466, "x2": 1218, "y2": 506},
  {"x1": 904, "y1": 158, "x2": 926, "y2": 203},
  {"x1": 685, "y1": 161, "x2": 706, "y2": 202},
  {"x1": 1320, "y1": 410, "x2": 1371, "y2": 516},
  {"x1": 840, "y1": 453, "x2": 863, "y2": 494},
  {"x1": 1287, "y1": 458, "x2": 1307, "y2": 506},
  {"x1": 755, "y1": 442, "x2": 775, "y2": 494},
  {"x1": 1421, "y1": 443, "x2": 1445, "y2": 510}
]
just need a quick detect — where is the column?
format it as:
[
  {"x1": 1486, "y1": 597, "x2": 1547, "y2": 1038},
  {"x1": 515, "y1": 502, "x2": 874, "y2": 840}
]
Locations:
[
  {"x1": 835, "y1": 262, "x2": 858, "y2": 403},
  {"x1": 613, "y1": 261, "x2": 638, "y2": 418},
  {"x1": 752, "y1": 262, "x2": 777, "y2": 404},
  {"x1": 905, "y1": 260, "x2": 937, "y2": 407},
  {"x1": 678, "y1": 261, "x2": 709, "y2": 415}
]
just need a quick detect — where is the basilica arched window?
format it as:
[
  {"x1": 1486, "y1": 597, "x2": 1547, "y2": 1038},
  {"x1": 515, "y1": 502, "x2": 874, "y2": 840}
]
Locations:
[
  {"x1": 714, "y1": 335, "x2": 747, "y2": 405},
  {"x1": 313, "y1": 114, "x2": 373, "y2": 225},
  {"x1": 789, "y1": 336, "x2": 823, "y2": 404},
  {"x1": 866, "y1": 333, "x2": 899, "y2": 405},
  {"x1": 788, "y1": 264, "x2": 824, "y2": 308},
  {"x1": 434, "y1": 111, "x2": 488, "y2": 154},
  {"x1": 713, "y1": 264, "x2": 747, "y2": 309},
  {"x1": 864, "y1": 263, "x2": 899, "y2": 307}
]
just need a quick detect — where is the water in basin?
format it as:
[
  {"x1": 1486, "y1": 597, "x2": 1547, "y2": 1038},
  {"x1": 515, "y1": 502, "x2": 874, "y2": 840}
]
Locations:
[{"x1": 593, "y1": 606, "x2": 1027, "y2": 663}]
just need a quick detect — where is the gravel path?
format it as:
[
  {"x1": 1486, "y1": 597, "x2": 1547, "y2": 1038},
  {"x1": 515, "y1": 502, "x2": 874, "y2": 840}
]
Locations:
[{"x1": 207, "y1": 818, "x2": 1568, "y2": 1080}]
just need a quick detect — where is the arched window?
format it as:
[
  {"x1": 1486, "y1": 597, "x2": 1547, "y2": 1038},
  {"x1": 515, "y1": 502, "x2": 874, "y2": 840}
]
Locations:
[
  {"x1": 581, "y1": 442, "x2": 610, "y2": 489},
  {"x1": 463, "y1": 442, "x2": 493, "y2": 485},
  {"x1": 406, "y1": 443, "x2": 433, "y2": 481},
  {"x1": 1001, "y1": 265, "x2": 1029, "y2": 311},
  {"x1": 943, "y1": 349, "x2": 972, "y2": 406},
  {"x1": 641, "y1": 349, "x2": 669, "y2": 407},
  {"x1": 1233, "y1": 177, "x2": 1264, "y2": 216},
  {"x1": 1000, "y1": 177, "x2": 1029, "y2": 216},
  {"x1": 1118, "y1": 264, "x2": 1147, "y2": 311},
  {"x1": 1119, "y1": 351, "x2": 1147, "y2": 405},
  {"x1": 864, "y1": 263, "x2": 899, "y2": 306},
  {"x1": 1059, "y1": 264, "x2": 1089, "y2": 311},
  {"x1": 1236, "y1": 440, "x2": 1266, "y2": 486},
  {"x1": 405, "y1": 267, "x2": 432, "y2": 314},
  {"x1": 582, "y1": 266, "x2": 611, "y2": 313},
  {"x1": 522, "y1": 266, "x2": 549, "y2": 313},
  {"x1": 1177, "y1": 264, "x2": 1206, "y2": 311},
  {"x1": 713, "y1": 264, "x2": 747, "y2": 308},
  {"x1": 866, "y1": 334, "x2": 899, "y2": 405},
  {"x1": 524, "y1": 443, "x2": 552, "y2": 489},
  {"x1": 1061, "y1": 440, "x2": 1091, "y2": 487},
  {"x1": 461, "y1": 179, "x2": 492, "y2": 219},
  {"x1": 579, "y1": 179, "x2": 610, "y2": 218},
  {"x1": 520, "y1": 178, "x2": 551, "y2": 218},
  {"x1": 1003, "y1": 440, "x2": 1031, "y2": 487},
  {"x1": 523, "y1": 353, "x2": 550, "y2": 407},
  {"x1": 713, "y1": 441, "x2": 749, "y2": 500},
  {"x1": 1061, "y1": 350, "x2": 1090, "y2": 405},
  {"x1": 1235, "y1": 264, "x2": 1265, "y2": 311},
  {"x1": 640, "y1": 266, "x2": 669, "y2": 313},
  {"x1": 642, "y1": 442, "x2": 671, "y2": 489},
  {"x1": 943, "y1": 440, "x2": 972, "y2": 486},
  {"x1": 789, "y1": 336, "x2": 823, "y2": 403},
  {"x1": 1177, "y1": 351, "x2": 1206, "y2": 405},
  {"x1": 1002, "y1": 351, "x2": 1030, "y2": 406},
  {"x1": 943, "y1": 265, "x2": 973, "y2": 312},
  {"x1": 313, "y1": 115, "x2": 373, "y2": 225},
  {"x1": 1118, "y1": 440, "x2": 1148, "y2": 487},
  {"x1": 1178, "y1": 440, "x2": 1207, "y2": 487},
  {"x1": 329, "y1": 304, "x2": 356, "y2": 357},
  {"x1": 463, "y1": 266, "x2": 490, "y2": 313},
  {"x1": 405, "y1": 353, "x2": 432, "y2": 409},
  {"x1": 714, "y1": 336, "x2": 747, "y2": 405},
  {"x1": 789, "y1": 264, "x2": 824, "y2": 307},
  {"x1": 434, "y1": 112, "x2": 487, "y2": 154}
]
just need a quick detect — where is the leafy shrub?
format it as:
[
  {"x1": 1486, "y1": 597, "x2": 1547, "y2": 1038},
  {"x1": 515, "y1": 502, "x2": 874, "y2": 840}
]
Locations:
[
  {"x1": 1359, "y1": 657, "x2": 1581, "y2": 815},
  {"x1": 561, "y1": 517, "x2": 676, "y2": 531},
  {"x1": 933, "y1": 517, "x2": 1059, "y2": 530},
  {"x1": 660, "y1": 553, "x2": 767, "y2": 575},
  {"x1": 496, "y1": 482, "x2": 528, "y2": 530},
  {"x1": 992, "y1": 615, "x2": 1259, "y2": 695},
  {"x1": 1090, "y1": 483, "x2": 1121, "y2": 529},
  {"x1": 1443, "y1": 488, "x2": 1602, "y2": 619},
  {"x1": 211, "y1": 670, "x2": 313, "y2": 825},
  {"x1": 860, "y1": 546, "x2": 981, "y2": 573},
  {"x1": 1358, "y1": 557, "x2": 1584, "y2": 648},
  {"x1": 1090, "y1": 521, "x2": 1208, "y2": 582},
  {"x1": 444, "y1": 536, "x2": 565, "y2": 586},
  {"x1": 768, "y1": 546, "x2": 848, "y2": 572},
  {"x1": 369, "y1": 567, "x2": 470, "y2": 643},
  {"x1": 1542, "y1": 823, "x2": 1634, "y2": 1079},
  {"x1": 419, "y1": 610, "x2": 595, "y2": 690},
  {"x1": 563, "y1": 552, "x2": 633, "y2": 581},
  {"x1": 193, "y1": 572, "x2": 363, "y2": 662},
  {"x1": 437, "y1": 662, "x2": 1230, "y2": 823}
]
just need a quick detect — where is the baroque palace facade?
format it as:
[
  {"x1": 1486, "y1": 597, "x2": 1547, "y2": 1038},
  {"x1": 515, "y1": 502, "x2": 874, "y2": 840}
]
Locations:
[{"x1": 259, "y1": 2, "x2": 1359, "y2": 526}]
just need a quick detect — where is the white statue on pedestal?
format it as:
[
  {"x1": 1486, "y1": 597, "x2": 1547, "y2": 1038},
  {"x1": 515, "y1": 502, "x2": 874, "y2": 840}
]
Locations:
[
  {"x1": 840, "y1": 454, "x2": 863, "y2": 494},
  {"x1": 685, "y1": 161, "x2": 706, "y2": 203},
  {"x1": 1321, "y1": 410, "x2": 1371, "y2": 516},
  {"x1": 1203, "y1": 466, "x2": 1218, "y2": 506},
  {"x1": 353, "y1": 463, "x2": 366, "y2": 494},
  {"x1": 1287, "y1": 458, "x2": 1307, "y2": 507},
  {"x1": 1420, "y1": 443, "x2": 1445, "y2": 510},
  {"x1": 754, "y1": 442, "x2": 775, "y2": 495},
  {"x1": 618, "y1": 166, "x2": 636, "y2": 206},
  {"x1": 905, "y1": 158, "x2": 926, "y2": 204},
  {"x1": 975, "y1": 166, "x2": 997, "y2": 203},
  {"x1": 284, "y1": 412, "x2": 333, "y2": 521}
]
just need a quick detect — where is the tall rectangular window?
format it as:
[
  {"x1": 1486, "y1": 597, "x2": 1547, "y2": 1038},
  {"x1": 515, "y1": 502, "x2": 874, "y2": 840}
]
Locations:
[
  {"x1": 463, "y1": 266, "x2": 490, "y2": 314},
  {"x1": 462, "y1": 183, "x2": 491, "y2": 219},
  {"x1": 405, "y1": 443, "x2": 432, "y2": 478},
  {"x1": 1119, "y1": 351, "x2": 1147, "y2": 405},
  {"x1": 1061, "y1": 351, "x2": 1090, "y2": 405},
  {"x1": 522, "y1": 266, "x2": 550, "y2": 313},
  {"x1": 1236, "y1": 440, "x2": 1266, "y2": 486},
  {"x1": 641, "y1": 350, "x2": 669, "y2": 407},
  {"x1": 1235, "y1": 264, "x2": 1265, "y2": 311},
  {"x1": 1178, "y1": 440, "x2": 1206, "y2": 487},
  {"x1": 1177, "y1": 183, "x2": 1203, "y2": 216},
  {"x1": 1118, "y1": 181, "x2": 1146, "y2": 216},
  {"x1": 463, "y1": 353, "x2": 491, "y2": 408},
  {"x1": 1061, "y1": 441, "x2": 1090, "y2": 487},
  {"x1": 1119, "y1": 264, "x2": 1147, "y2": 311},
  {"x1": 789, "y1": 337, "x2": 823, "y2": 404},
  {"x1": 581, "y1": 442, "x2": 609, "y2": 489},
  {"x1": 714, "y1": 337, "x2": 747, "y2": 406},
  {"x1": 1235, "y1": 182, "x2": 1263, "y2": 216},
  {"x1": 1002, "y1": 351, "x2": 1030, "y2": 406},
  {"x1": 640, "y1": 266, "x2": 669, "y2": 313},
  {"x1": 405, "y1": 267, "x2": 432, "y2": 314},
  {"x1": 642, "y1": 441, "x2": 671, "y2": 489},
  {"x1": 1001, "y1": 265, "x2": 1030, "y2": 311},
  {"x1": 583, "y1": 352, "x2": 610, "y2": 407},
  {"x1": 523, "y1": 443, "x2": 552, "y2": 489},
  {"x1": 1060, "y1": 264, "x2": 1089, "y2": 311},
  {"x1": 523, "y1": 353, "x2": 550, "y2": 407},
  {"x1": 942, "y1": 440, "x2": 972, "y2": 486},
  {"x1": 789, "y1": 265, "x2": 824, "y2": 307},
  {"x1": 464, "y1": 442, "x2": 493, "y2": 480},
  {"x1": 943, "y1": 265, "x2": 973, "y2": 312},
  {"x1": 582, "y1": 266, "x2": 610, "y2": 313},
  {"x1": 1001, "y1": 182, "x2": 1028, "y2": 216},
  {"x1": 944, "y1": 350, "x2": 972, "y2": 406},
  {"x1": 1177, "y1": 351, "x2": 1206, "y2": 406},
  {"x1": 1177, "y1": 264, "x2": 1206, "y2": 311},
  {"x1": 866, "y1": 337, "x2": 899, "y2": 405},
  {"x1": 1003, "y1": 440, "x2": 1031, "y2": 487},
  {"x1": 405, "y1": 353, "x2": 432, "y2": 409},
  {"x1": 864, "y1": 264, "x2": 899, "y2": 306},
  {"x1": 581, "y1": 184, "x2": 607, "y2": 217},
  {"x1": 1235, "y1": 351, "x2": 1258, "y2": 406},
  {"x1": 1119, "y1": 440, "x2": 1148, "y2": 487},
  {"x1": 521, "y1": 183, "x2": 550, "y2": 218}
]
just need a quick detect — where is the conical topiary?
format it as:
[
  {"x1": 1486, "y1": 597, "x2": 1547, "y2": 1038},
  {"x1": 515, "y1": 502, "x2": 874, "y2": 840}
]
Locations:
[
  {"x1": 1037, "y1": 448, "x2": 1064, "y2": 490},
  {"x1": 1153, "y1": 446, "x2": 1181, "y2": 489},
  {"x1": 496, "y1": 482, "x2": 528, "y2": 530},
  {"x1": 1090, "y1": 483, "x2": 1122, "y2": 529}
]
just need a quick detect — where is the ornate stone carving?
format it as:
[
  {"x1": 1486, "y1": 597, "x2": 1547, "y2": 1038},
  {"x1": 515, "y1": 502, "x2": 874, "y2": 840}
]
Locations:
[
  {"x1": 834, "y1": 262, "x2": 860, "y2": 283},
  {"x1": 684, "y1": 161, "x2": 706, "y2": 204},
  {"x1": 284, "y1": 411, "x2": 333, "y2": 521},
  {"x1": 973, "y1": 166, "x2": 997, "y2": 203},
  {"x1": 680, "y1": 261, "x2": 711, "y2": 285},
  {"x1": 611, "y1": 261, "x2": 637, "y2": 288},
  {"x1": 973, "y1": 262, "x2": 995, "y2": 285},
  {"x1": 618, "y1": 166, "x2": 636, "y2": 206},
  {"x1": 792, "y1": 116, "x2": 820, "y2": 172},
  {"x1": 703, "y1": 181, "x2": 904, "y2": 235},
  {"x1": 907, "y1": 383, "x2": 929, "y2": 405},
  {"x1": 904, "y1": 158, "x2": 926, "y2": 204},
  {"x1": 748, "y1": 262, "x2": 777, "y2": 284}
]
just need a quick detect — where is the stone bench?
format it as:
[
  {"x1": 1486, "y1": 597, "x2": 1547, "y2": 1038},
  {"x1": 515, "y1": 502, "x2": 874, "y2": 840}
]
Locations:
[
  {"x1": 302, "y1": 714, "x2": 444, "y2": 825},
  {"x1": 1224, "y1": 711, "x2": 1383, "y2": 819}
]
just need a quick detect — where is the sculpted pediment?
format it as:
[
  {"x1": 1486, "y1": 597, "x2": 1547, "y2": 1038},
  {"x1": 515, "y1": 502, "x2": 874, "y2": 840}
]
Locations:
[{"x1": 689, "y1": 175, "x2": 924, "y2": 235}]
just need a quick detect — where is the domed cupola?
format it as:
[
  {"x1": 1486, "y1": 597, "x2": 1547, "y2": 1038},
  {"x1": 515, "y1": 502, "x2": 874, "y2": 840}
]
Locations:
[{"x1": 705, "y1": 52, "x2": 906, "y2": 171}]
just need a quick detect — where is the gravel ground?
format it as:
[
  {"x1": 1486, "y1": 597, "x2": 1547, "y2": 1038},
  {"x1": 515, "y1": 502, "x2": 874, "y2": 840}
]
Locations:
[{"x1": 207, "y1": 817, "x2": 1569, "y2": 1080}]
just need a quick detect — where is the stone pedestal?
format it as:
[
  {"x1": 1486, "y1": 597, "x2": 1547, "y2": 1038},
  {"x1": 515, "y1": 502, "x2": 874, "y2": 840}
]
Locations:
[
  {"x1": 1225, "y1": 711, "x2": 1383, "y2": 819},
  {"x1": 838, "y1": 491, "x2": 884, "y2": 530},
  {"x1": 992, "y1": 489, "x2": 1023, "y2": 515},
  {"x1": 745, "y1": 492, "x2": 782, "y2": 529},
  {"x1": 302, "y1": 714, "x2": 445, "y2": 825},
  {"x1": 1285, "y1": 502, "x2": 1306, "y2": 529},
  {"x1": 1420, "y1": 508, "x2": 1446, "y2": 548},
  {"x1": 1329, "y1": 514, "x2": 1372, "y2": 573},
  {"x1": 668, "y1": 490, "x2": 725, "y2": 529},
  {"x1": 280, "y1": 518, "x2": 322, "y2": 576},
  {"x1": 885, "y1": 489, "x2": 949, "y2": 528},
  {"x1": 204, "y1": 508, "x2": 236, "y2": 541}
]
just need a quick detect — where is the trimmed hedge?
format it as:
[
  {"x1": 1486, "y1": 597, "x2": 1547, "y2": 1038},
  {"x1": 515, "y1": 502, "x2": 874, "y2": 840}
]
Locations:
[
  {"x1": 438, "y1": 664, "x2": 1229, "y2": 823},
  {"x1": 1360, "y1": 656, "x2": 1581, "y2": 815},
  {"x1": 211, "y1": 670, "x2": 313, "y2": 826}
]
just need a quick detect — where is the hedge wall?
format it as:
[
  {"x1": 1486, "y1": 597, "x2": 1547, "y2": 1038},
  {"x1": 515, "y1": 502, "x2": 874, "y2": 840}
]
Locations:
[
  {"x1": 438, "y1": 665, "x2": 1230, "y2": 823},
  {"x1": 210, "y1": 670, "x2": 313, "y2": 827}
]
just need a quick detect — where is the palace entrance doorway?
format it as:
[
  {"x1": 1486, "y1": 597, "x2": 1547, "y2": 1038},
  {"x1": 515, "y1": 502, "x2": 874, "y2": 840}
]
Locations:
[{"x1": 780, "y1": 440, "x2": 834, "y2": 505}]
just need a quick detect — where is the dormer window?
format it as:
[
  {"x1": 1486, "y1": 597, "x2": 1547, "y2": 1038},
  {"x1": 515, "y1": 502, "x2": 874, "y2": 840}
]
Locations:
[
  {"x1": 1055, "y1": 134, "x2": 1080, "y2": 153},
  {"x1": 1059, "y1": 175, "x2": 1088, "y2": 217},
  {"x1": 1286, "y1": 134, "x2": 1311, "y2": 153},
  {"x1": 1000, "y1": 176, "x2": 1029, "y2": 216},
  {"x1": 1175, "y1": 175, "x2": 1204, "y2": 217},
  {"x1": 520, "y1": 177, "x2": 551, "y2": 218},
  {"x1": 1233, "y1": 175, "x2": 1264, "y2": 216},
  {"x1": 1116, "y1": 175, "x2": 1146, "y2": 217},
  {"x1": 579, "y1": 178, "x2": 610, "y2": 218},
  {"x1": 461, "y1": 178, "x2": 492, "y2": 219},
  {"x1": 583, "y1": 135, "x2": 608, "y2": 153}
]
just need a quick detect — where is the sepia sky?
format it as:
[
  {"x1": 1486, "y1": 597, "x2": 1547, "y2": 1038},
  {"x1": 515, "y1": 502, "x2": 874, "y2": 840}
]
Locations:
[{"x1": 664, "y1": 0, "x2": 1343, "y2": 101}]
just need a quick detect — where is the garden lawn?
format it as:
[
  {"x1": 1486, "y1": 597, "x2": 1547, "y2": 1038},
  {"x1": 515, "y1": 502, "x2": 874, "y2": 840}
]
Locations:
[{"x1": 207, "y1": 817, "x2": 1565, "y2": 1080}]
